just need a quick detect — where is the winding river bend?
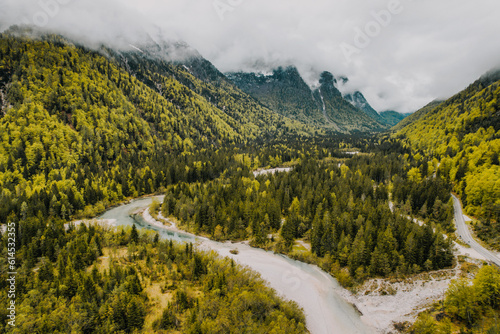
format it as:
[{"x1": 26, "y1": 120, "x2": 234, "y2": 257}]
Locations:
[{"x1": 99, "y1": 196, "x2": 375, "y2": 334}]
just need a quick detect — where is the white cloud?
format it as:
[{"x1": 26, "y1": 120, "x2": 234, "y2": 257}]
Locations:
[{"x1": 1, "y1": 0, "x2": 500, "y2": 113}]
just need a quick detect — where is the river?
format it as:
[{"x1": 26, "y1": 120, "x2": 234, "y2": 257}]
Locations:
[{"x1": 99, "y1": 196, "x2": 375, "y2": 334}]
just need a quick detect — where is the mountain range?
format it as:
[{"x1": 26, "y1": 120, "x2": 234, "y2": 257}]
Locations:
[
  {"x1": 226, "y1": 66, "x2": 406, "y2": 133},
  {"x1": 0, "y1": 27, "x2": 318, "y2": 221},
  {"x1": 110, "y1": 31, "x2": 399, "y2": 134},
  {"x1": 379, "y1": 110, "x2": 411, "y2": 127}
]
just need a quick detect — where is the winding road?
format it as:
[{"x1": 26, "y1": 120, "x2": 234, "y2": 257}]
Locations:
[{"x1": 452, "y1": 194, "x2": 500, "y2": 267}]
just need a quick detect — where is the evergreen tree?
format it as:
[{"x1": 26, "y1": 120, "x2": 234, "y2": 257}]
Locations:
[{"x1": 130, "y1": 224, "x2": 139, "y2": 244}]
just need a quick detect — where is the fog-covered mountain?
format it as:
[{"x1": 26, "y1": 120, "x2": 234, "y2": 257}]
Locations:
[{"x1": 227, "y1": 67, "x2": 387, "y2": 133}]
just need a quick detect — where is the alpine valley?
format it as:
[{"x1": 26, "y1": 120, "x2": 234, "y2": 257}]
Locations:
[{"x1": 0, "y1": 24, "x2": 499, "y2": 334}]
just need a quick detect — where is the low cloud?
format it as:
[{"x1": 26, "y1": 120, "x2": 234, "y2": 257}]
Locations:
[{"x1": 1, "y1": 0, "x2": 500, "y2": 113}]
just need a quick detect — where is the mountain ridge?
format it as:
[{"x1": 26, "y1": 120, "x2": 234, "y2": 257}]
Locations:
[
  {"x1": 395, "y1": 70, "x2": 500, "y2": 249},
  {"x1": 0, "y1": 29, "x2": 318, "y2": 222},
  {"x1": 379, "y1": 110, "x2": 410, "y2": 127},
  {"x1": 227, "y1": 66, "x2": 388, "y2": 133}
]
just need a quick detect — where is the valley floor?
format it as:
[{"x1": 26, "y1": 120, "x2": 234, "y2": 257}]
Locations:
[
  {"x1": 140, "y1": 208, "x2": 373, "y2": 334},
  {"x1": 83, "y1": 195, "x2": 492, "y2": 334},
  {"x1": 139, "y1": 206, "x2": 476, "y2": 334}
]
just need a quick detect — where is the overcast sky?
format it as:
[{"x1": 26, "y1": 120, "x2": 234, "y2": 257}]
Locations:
[{"x1": 1, "y1": 0, "x2": 500, "y2": 113}]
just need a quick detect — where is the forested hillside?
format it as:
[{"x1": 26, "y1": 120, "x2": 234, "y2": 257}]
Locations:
[
  {"x1": 379, "y1": 110, "x2": 410, "y2": 127},
  {"x1": 0, "y1": 29, "x2": 312, "y2": 224},
  {"x1": 111, "y1": 47, "x2": 316, "y2": 142},
  {"x1": 395, "y1": 71, "x2": 500, "y2": 249},
  {"x1": 392, "y1": 100, "x2": 442, "y2": 131}
]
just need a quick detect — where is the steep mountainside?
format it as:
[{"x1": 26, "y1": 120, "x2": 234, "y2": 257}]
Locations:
[
  {"x1": 314, "y1": 71, "x2": 386, "y2": 132},
  {"x1": 226, "y1": 67, "x2": 326, "y2": 126},
  {"x1": 379, "y1": 110, "x2": 410, "y2": 127},
  {"x1": 0, "y1": 29, "x2": 313, "y2": 222},
  {"x1": 395, "y1": 70, "x2": 500, "y2": 247},
  {"x1": 227, "y1": 67, "x2": 387, "y2": 133},
  {"x1": 108, "y1": 39, "x2": 316, "y2": 141},
  {"x1": 344, "y1": 91, "x2": 383, "y2": 122},
  {"x1": 392, "y1": 100, "x2": 442, "y2": 131}
]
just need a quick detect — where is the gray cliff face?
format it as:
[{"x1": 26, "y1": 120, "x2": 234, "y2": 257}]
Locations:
[{"x1": 227, "y1": 67, "x2": 387, "y2": 133}]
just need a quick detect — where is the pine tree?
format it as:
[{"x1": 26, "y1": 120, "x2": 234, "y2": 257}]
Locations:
[
  {"x1": 281, "y1": 218, "x2": 295, "y2": 247},
  {"x1": 130, "y1": 224, "x2": 139, "y2": 243},
  {"x1": 126, "y1": 296, "x2": 146, "y2": 331}
]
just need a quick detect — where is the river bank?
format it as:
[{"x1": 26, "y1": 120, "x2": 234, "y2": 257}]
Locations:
[
  {"x1": 92, "y1": 195, "x2": 478, "y2": 334},
  {"x1": 138, "y1": 206, "x2": 375, "y2": 334},
  {"x1": 140, "y1": 205, "x2": 456, "y2": 334},
  {"x1": 142, "y1": 204, "x2": 493, "y2": 333}
]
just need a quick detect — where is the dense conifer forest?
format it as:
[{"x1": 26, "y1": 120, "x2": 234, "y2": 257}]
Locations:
[
  {"x1": 161, "y1": 140, "x2": 455, "y2": 286},
  {"x1": 0, "y1": 221, "x2": 306, "y2": 333}
]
